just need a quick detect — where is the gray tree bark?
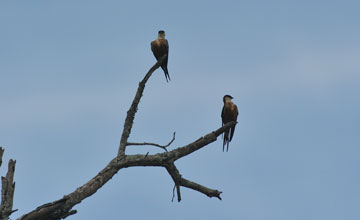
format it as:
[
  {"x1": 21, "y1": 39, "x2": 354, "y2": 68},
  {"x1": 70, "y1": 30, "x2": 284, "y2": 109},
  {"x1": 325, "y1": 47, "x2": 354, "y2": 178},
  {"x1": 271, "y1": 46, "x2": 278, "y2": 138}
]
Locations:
[
  {"x1": 0, "y1": 147, "x2": 17, "y2": 220},
  {"x1": 2, "y1": 56, "x2": 237, "y2": 220}
]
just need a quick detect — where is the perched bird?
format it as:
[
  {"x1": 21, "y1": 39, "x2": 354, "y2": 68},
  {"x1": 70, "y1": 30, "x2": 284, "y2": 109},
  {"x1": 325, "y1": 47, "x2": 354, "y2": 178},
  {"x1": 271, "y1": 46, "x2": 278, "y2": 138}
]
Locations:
[
  {"x1": 151, "y1": 30, "x2": 170, "y2": 82},
  {"x1": 221, "y1": 95, "x2": 238, "y2": 152}
]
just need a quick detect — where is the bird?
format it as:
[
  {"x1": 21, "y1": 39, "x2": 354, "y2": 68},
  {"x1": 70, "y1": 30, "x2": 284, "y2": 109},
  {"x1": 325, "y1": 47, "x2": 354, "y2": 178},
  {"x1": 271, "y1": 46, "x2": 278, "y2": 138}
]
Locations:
[
  {"x1": 151, "y1": 30, "x2": 170, "y2": 82},
  {"x1": 221, "y1": 95, "x2": 238, "y2": 152}
]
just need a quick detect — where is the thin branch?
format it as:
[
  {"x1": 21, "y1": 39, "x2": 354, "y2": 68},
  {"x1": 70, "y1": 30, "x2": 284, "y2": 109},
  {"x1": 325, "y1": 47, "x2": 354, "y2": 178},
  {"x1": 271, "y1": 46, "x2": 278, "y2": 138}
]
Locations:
[
  {"x1": 10, "y1": 209, "x2": 18, "y2": 215},
  {"x1": 166, "y1": 121, "x2": 237, "y2": 161},
  {"x1": 165, "y1": 163, "x2": 182, "y2": 202},
  {"x1": 127, "y1": 132, "x2": 176, "y2": 152},
  {"x1": 181, "y1": 178, "x2": 222, "y2": 200},
  {"x1": 165, "y1": 162, "x2": 222, "y2": 201},
  {"x1": 117, "y1": 55, "x2": 168, "y2": 157},
  {"x1": 117, "y1": 122, "x2": 237, "y2": 168}
]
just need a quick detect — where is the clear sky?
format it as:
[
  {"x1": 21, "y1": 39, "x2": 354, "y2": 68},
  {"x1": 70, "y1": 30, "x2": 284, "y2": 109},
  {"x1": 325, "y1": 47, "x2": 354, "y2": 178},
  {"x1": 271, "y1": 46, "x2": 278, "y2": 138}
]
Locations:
[{"x1": 1, "y1": 1, "x2": 359, "y2": 219}]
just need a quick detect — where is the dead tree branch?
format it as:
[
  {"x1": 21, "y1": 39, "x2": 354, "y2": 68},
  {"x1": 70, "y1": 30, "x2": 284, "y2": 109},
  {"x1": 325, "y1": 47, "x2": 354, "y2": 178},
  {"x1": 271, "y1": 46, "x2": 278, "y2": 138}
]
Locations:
[
  {"x1": 180, "y1": 178, "x2": 222, "y2": 200},
  {"x1": 117, "y1": 55, "x2": 168, "y2": 157},
  {"x1": 165, "y1": 163, "x2": 182, "y2": 202},
  {"x1": 14, "y1": 57, "x2": 236, "y2": 220},
  {"x1": 0, "y1": 147, "x2": 17, "y2": 220},
  {"x1": 166, "y1": 121, "x2": 237, "y2": 161},
  {"x1": 17, "y1": 197, "x2": 74, "y2": 220},
  {"x1": 127, "y1": 132, "x2": 176, "y2": 152},
  {"x1": 165, "y1": 162, "x2": 222, "y2": 202}
]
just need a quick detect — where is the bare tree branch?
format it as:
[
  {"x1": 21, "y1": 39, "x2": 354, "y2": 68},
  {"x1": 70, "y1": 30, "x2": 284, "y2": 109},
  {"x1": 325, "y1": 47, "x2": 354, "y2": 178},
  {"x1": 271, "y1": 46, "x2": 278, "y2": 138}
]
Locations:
[
  {"x1": 166, "y1": 121, "x2": 237, "y2": 161},
  {"x1": 0, "y1": 147, "x2": 17, "y2": 220},
  {"x1": 127, "y1": 132, "x2": 176, "y2": 152},
  {"x1": 165, "y1": 162, "x2": 222, "y2": 202},
  {"x1": 180, "y1": 178, "x2": 222, "y2": 200},
  {"x1": 118, "y1": 55, "x2": 168, "y2": 157},
  {"x1": 165, "y1": 163, "x2": 182, "y2": 202}
]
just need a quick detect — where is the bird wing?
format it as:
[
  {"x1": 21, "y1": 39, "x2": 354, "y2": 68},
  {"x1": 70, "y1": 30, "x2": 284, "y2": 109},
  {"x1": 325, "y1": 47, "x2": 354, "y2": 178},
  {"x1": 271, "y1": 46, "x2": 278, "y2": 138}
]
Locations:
[
  {"x1": 164, "y1": 39, "x2": 169, "y2": 66},
  {"x1": 233, "y1": 103, "x2": 239, "y2": 119},
  {"x1": 221, "y1": 105, "x2": 226, "y2": 126},
  {"x1": 229, "y1": 103, "x2": 238, "y2": 141},
  {"x1": 151, "y1": 40, "x2": 161, "y2": 60},
  {"x1": 151, "y1": 39, "x2": 169, "y2": 60}
]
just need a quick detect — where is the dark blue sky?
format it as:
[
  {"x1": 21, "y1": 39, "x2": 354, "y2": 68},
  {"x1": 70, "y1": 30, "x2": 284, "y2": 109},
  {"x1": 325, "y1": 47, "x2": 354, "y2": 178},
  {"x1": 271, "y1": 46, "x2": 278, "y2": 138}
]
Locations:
[{"x1": 1, "y1": 1, "x2": 359, "y2": 219}]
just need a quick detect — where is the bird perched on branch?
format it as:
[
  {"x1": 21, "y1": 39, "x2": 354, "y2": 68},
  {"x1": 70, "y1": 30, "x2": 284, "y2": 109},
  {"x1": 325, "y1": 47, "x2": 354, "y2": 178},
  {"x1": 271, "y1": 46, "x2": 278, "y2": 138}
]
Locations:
[
  {"x1": 221, "y1": 95, "x2": 238, "y2": 152},
  {"x1": 151, "y1": 30, "x2": 170, "y2": 82}
]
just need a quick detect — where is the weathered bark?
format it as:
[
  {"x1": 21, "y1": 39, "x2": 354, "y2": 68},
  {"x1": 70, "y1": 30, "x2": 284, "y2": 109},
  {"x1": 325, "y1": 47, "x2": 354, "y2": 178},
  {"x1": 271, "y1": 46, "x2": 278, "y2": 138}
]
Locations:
[{"x1": 0, "y1": 147, "x2": 17, "y2": 220}]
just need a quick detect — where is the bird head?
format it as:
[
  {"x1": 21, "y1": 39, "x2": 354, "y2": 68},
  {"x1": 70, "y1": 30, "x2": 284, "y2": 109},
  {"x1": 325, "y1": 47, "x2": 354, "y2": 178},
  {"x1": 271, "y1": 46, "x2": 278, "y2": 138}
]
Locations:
[
  {"x1": 158, "y1": 30, "x2": 166, "y2": 39},
  {"x1": 223, "y1": 95, "x2": 234, "y2": 103}
]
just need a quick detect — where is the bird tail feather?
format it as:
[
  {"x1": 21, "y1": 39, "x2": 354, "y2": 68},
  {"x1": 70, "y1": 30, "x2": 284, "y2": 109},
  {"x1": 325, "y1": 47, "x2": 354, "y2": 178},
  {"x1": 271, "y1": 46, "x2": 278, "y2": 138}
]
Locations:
[
  {"x1": 162, "y1": 66, "x2": 170, "y2": 82},
  {"x1": 223, "y1": 129, "x2": 229, "y2": 152}
]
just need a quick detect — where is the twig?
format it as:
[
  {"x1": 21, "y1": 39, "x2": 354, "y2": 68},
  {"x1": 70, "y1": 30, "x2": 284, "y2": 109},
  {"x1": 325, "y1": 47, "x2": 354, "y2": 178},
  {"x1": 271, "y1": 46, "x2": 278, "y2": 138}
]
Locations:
[
  {"x1": 10, "y1": 209, "x2": 18, "y2": 214},
  {"x1": 127, "y1": 132, "x2": 176, "y2": 152}
]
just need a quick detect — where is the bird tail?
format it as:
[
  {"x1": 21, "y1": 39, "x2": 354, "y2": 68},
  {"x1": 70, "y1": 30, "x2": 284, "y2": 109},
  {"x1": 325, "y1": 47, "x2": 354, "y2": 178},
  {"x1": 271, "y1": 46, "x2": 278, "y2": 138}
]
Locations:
[
  {"x1": 162, "y1": 66, "x2": 171, "y2": 82},
  {"x1": 223, "y1": 129, "x2": 230, "y2": 152},
  {"x1": 229, "y1": 125, "x2": 236, "y2": 142}
]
